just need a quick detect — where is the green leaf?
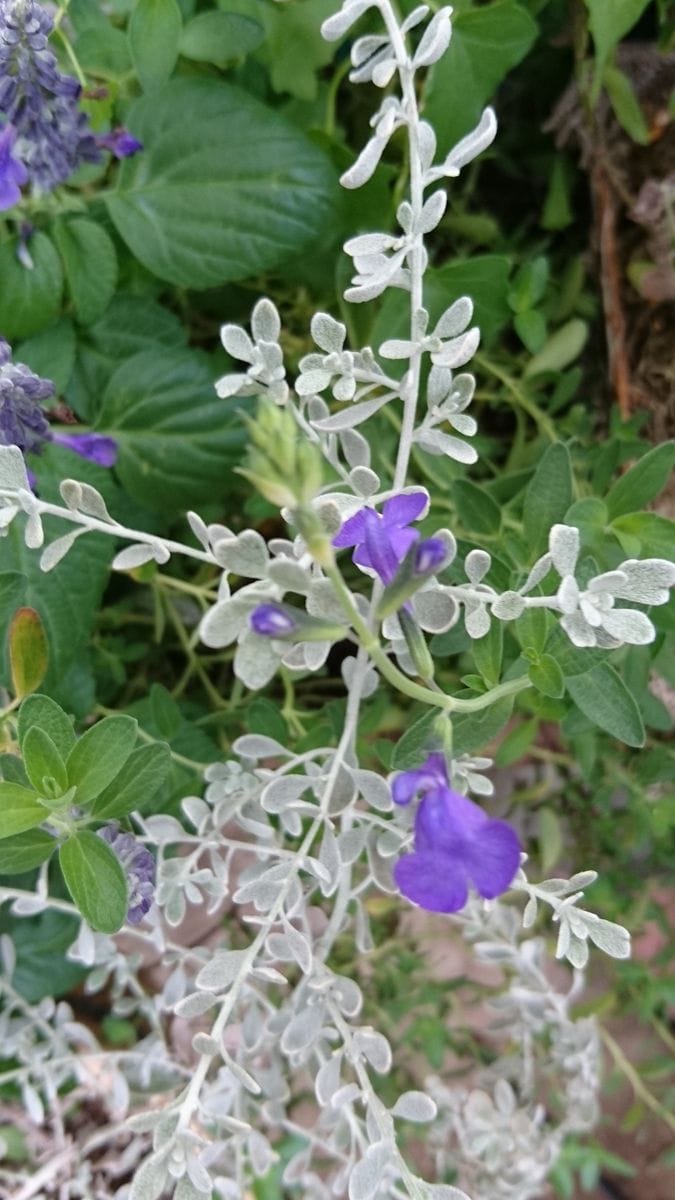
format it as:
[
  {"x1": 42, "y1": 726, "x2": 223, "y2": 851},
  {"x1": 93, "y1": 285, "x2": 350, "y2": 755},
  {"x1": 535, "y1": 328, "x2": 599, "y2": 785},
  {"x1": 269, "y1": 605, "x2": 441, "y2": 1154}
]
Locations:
[
  {"x1": 59, "y1": 831, "x2": 128, "y2": 932},
  {"x1": 22, "y1": 728, "x2": 68, "y2": 797},
  {"x1": 75, "y1": 25, "x2": 133, "y2": 77},
  {"x1": 18, "y1": 694, "x2": 76, "y2": 760},
  {"x1": 603, "y1": 64, "x2": 650, "y2": 144},
  {"x1": 0, "y1": 233, "x2": 63, "y2": 339},
  {"x1": 508, "y1": 256, "x2": 549, "y2": 313},
  {"x1": 149, "y1": 683, "x2": 182, "y2": 740},
  {"x1": 0, "y1": 753, "x2": 29, "y2": 786},
  {"x1": 0, "y1": 783, "x2": 46, "y2": 839},
  {"x1": 53, "y1": 219, "x2": 118, "y2": 326},
  {"x1": 0, "y1": 908, "x2": 84, "y2": 1001},
  {"x1": 390, "y1": 710, "x2": 440, "y2": 771},
  {"x1": 472, "y1": 621, "x2": 503, "y2": 687},
  {"x1": 605, "y1": 442, "x2": 675, "y2": 520},
  {"x1": 129, "y1": 0, "x2": 183, "y2": 92},
  {"x1": 494, "y1": 717, "x2": 538, "y2": 766},
  {"x1": 453, "y1": 695, "x2": 516, "y2": 757},
  {"x1": 514, "y1": 606, "x2": 552, "y2": 656},
  {"x1": 612, "y1": 512, "x2": 675, "y2": 559},
  {"x1": 90, "y1": 741, "x2": 171, "y2": 820},
  {"x1": 94, "y1": 348, "x2": 245, "y2": 511},
  {"x1": 179, "y1": 11, "x2": 263, "y2": 65},
  {"x1": 544, "y1": 626, "x2": 609, "y2": 678},
  {"x1": 566, "y1": 663, "x2": 645, "y2": 747},
  {"x1": 538, "y1": 806, "x2": 563, "y2": 873},
  {"x1": 522, "y1": 443, "x2": 573, "y2": 555},
  {"x1": 105, "y1": 78, "x2": 338, "y2": 288},
  {"x1": 524, "y1": 318, "x2": 588, "y2": 376},
  {"x1": 453, "y1": 479, "x2": 502, "y2": 535},
  {"x1": 528, "y1": 654, "x2": 565, "y2": 699},
  {"x1": 8, "y1": 607, "x2": 49, "y2": 698},
  {"x1": 17, "y1": 319, "x2": 76, "y2": 393},
  {"x1": 584, "y1": 0, "x2": 651, "y2": 68},
  {"x1": 424, "y1": 0, "x2": 538, "y2": 152},
  {"x1": 261, "y1": 0, "x2": 337, "y2": 102},
  {"x1": 0, "y1": 829, "x2": 56, "y2": 874},
  {"x1": 67, "y1": 293, "x2": 187, "y2": 422},
  {"x1": 514, "y1": 309, "x2": 546, "y2": 353},
  {"x1": 65, "y1": 715, "x2": 138, "y2": 806}
]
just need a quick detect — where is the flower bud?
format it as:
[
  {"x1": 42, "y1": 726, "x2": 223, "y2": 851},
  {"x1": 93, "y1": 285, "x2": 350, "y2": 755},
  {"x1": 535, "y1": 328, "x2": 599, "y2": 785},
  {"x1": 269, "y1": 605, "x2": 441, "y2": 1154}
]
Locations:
[{"x1": 239, "y1": 402, "x2": 322, "y2": 509}]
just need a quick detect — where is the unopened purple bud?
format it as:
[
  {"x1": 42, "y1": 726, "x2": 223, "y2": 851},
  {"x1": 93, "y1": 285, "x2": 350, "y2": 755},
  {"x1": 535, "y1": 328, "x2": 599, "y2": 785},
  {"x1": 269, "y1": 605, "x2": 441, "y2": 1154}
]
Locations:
[
  {"x1": 250, "y1": 604, "x2": 298, "y2": 637},
  {"x1": 0, "y1": 124, "x2": 28, "y2": 211},
  {"x1": 413, "y1": 537, "x2": 446, "y2": 576},
  {"x1": 97, "y1": 822, "x2": 155, "y2": 925},
  {"x1": 96, "y1": 128, "x2": 143, "y2": 159},
  {"x1": 53, "y1": 432, "x2": 118, "y2": 467}
]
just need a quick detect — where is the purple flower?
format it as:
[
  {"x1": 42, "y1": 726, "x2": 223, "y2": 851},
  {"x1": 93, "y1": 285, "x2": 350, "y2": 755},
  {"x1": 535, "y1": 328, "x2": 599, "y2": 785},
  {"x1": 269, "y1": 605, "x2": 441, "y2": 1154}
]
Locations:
[
  {"x1": 96, "y1": 127, "x2": 143, "y2": 158},
  {"x1": 332, "y1": 491, "x2": 428, "y2": 585},
  {"x1": 250, "y1": 603, "x2": 298, "y2": 637},
  {"x1": 97, "y1": 823, "x2": 155, "y2": 925},
  {"x1": 413, "y1": 537, "x2": 446, "y2": 577},
  {"x1": 53, "y1": 431, "x2": 118, "y2": 467},
  {"x1": 392, "y1": 753, "x2": 520, "y2": 913},
  {"x1": 0, "y1": 0, "x2": 100, "y2": 194},
  {"x1": 0, "y1": 336, "x2": 53, "y2": 452},
  {"x1": 0, "y1": 123, "x2": 28, "y2": 209}
]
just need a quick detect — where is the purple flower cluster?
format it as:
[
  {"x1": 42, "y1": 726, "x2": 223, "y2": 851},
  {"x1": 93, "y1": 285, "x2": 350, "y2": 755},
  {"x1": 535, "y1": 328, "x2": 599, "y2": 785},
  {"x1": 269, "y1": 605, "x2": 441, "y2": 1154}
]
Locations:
[
  {"x1": 0, "y1": 0, "x2": 140, "y2": 208},
  {"x1": 392, "y1": 753, "x2": 520, "y2": 913},
  {"x1": 98, "y1": 823, "x2": 155, "y2": 925},
  {"x1": 0, "y1": 337, "x2": 118, "y2": 468}
]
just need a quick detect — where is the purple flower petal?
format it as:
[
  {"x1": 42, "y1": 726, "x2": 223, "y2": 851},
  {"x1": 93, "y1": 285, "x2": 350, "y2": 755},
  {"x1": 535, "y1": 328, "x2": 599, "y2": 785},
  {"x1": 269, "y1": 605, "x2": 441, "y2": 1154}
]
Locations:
[
  {"x1": 96, "y1": 128, "x2": 143, "y2": 158},
  {"x1": 332, "y1": 508, "x2": 370, "y2": 548},
  {"x1": 462, "y1": 820, "x2": 521, "y2": 899},
  {"x1": 414, "y1": 537, "x2": 446, "y2": 576},
  {"x1": 382, "y1": 491, "x2": 427, "y2": 528},
  {"x1": 0, "y1": 125, "x2": 28, "y2": 211},
  {"x1": 364, "y1": 508, "x2": 404, "y2": 584},
  {"x1": 250, "y1": 604, "x2": 297, "y2": 637},
  {"x1": 391, "y1": 753, "x2": 447, "y2": 805},
  {"x1": 53, "y1": 432, "x2": 118, "y2": 467},
  {"x1": 394, "y1": 851, "x2": 469, "y2": 913},
  {"x1": 414, "y1": 788, "x2": 487, "y2": 854}
]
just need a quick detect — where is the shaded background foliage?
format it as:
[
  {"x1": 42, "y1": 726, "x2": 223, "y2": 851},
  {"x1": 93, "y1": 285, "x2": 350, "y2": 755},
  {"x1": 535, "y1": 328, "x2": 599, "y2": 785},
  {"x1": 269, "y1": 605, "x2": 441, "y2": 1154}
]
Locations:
[{"x1": 0, "y1": 0, "x2": 673, "y2": 1196}]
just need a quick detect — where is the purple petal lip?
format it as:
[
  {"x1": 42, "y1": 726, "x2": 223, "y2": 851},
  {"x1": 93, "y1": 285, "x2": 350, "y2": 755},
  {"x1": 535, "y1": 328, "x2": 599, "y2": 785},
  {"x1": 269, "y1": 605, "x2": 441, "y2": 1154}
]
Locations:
[
  {"x1": 0, "y1": 125, "x2": 29, "y2": 211},
  {"x1": 250, "y1": 603, "x2": 297, "y2": 637},
  {"x1": 391, "y1": 753, "x2": 520, "y2": 913},
  {"x1": 53, "y1": 432, "x2": 118, "y2": 467},
  {"x1": 96, "y1": 128, "x2": 143, "y2": 158},
  {"x1": 413, "y1": 537, "x2": 446, "y2": 576},
  {"x1": 332, "y1": 491, "x2": 428, "y2": 585}
]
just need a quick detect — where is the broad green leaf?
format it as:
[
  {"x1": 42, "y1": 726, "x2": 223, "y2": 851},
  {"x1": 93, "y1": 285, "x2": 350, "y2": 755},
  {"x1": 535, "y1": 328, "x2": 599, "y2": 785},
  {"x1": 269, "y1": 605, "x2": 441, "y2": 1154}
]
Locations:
[
  {"x1": 0, "y1": 782, "x2": 46, "y2": 839},
  {"x1": 390, "y1": 710, "x2": 440, "y2": 771},
  {"x1": 18, "y1": 694, "x2": 76, "y2": 760},
  {"x1": 59, "y1": 831, "x2": 128, "y2": 932},
  {"x1": 545, "y1": 626, "x2": 609, "y2": 678},
  {"x1": 67, "y1": 294, "x2": 187, "y2": 422},
  {"x1": 261, "y1": 0, "x2": 337, "y2": 102},
  {"x1": 22, "y1": 728, "x2": 68, "y2": 797},
  {"x1": 603, "y1": 65, "x2": 649, "y2": 144},
  {"x1": 538, "y1": 806, "x2": 563, "y2": 873},
  {"x1": 53, "y1": 219, "x2": 118, "y2": 326},
  {"x1": 528, "y1": 654, "x2": 565, "y2": 698},
  {"x1": 0, "y1": 909, "x2": 84, "y2": 1002},
  {"x1": 514, "y1": 607, "x2": 552, "y2": 656},
  {"x1": 584, "y1": 0, "x2": 651, "y2": 68},
  {"x1": 8, "y1": 607, "x2": 49, "y2": 698},
  {"x1": 149, "y1": 684, "x2": 182, "y2": 740},
  {"x1": 524, "y1": 318, "x2": 588, "y2": 376},
  {"x1": 472, "y1": 621, "x2": 503, "y2": 687},
  {"x1": 508, "y1": 256, "x2": 549, "y2": 313},
  {"x1": 612, "y1": 512, "x2": 675, "y2": 559},
  {"x1": 494, "y1": 716, "x2": 538, "y2": 766},
  {"x1": 65, "y1": 715, "x2": 138, "y2": 806},
  {"x1": 90, "y1": 742, "x2": 171, "y2": 819},
  {"x1": 566, "y1": 663, "x2": 645, "y2": 747},
  {"x1": 453, "y1": 479, "x2": 502, "y2": 535},
  {"x1": 453, "y1": 695, "x2": 516, "y2": 757},
  {"x1": 514, "y1": 309, "x2": 546, "y2": 353},
  {"x1": 180, "y1": 11, "x2": 263, "y2": 65},
  {"x1": 0, "y1": 752, "x2": 30, "y2": 785},
  {"x1": 75, "y1": 26, "x2": 133, "y2": 77},
  {"x1": 522, "y1": 443, "x2": 573, "y2": 555},
  {"x1": 0, "y1": 829, "x2": 56, "y2": 874},
  {"x1": 17, "y1": 319, "x2": 76, "y2": 393},
  {"x1": 129, "y1": 0, "x2": 183, "y2": 93},
  {"x1": 605, "y1": 442, "x2": 675, "y2": 520},
  {"x1": 424, "y1": 1, "x2": 538, "y2": 151},
  {"x1": 0, "y1": 233, "x2": 63, "y2": 339},
  {"x1": 94, "y1": 348, "x2": 246, "y2": 510},
  {"x1": 106, "y1": 78, "x2": 338, "y2": 288}
]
